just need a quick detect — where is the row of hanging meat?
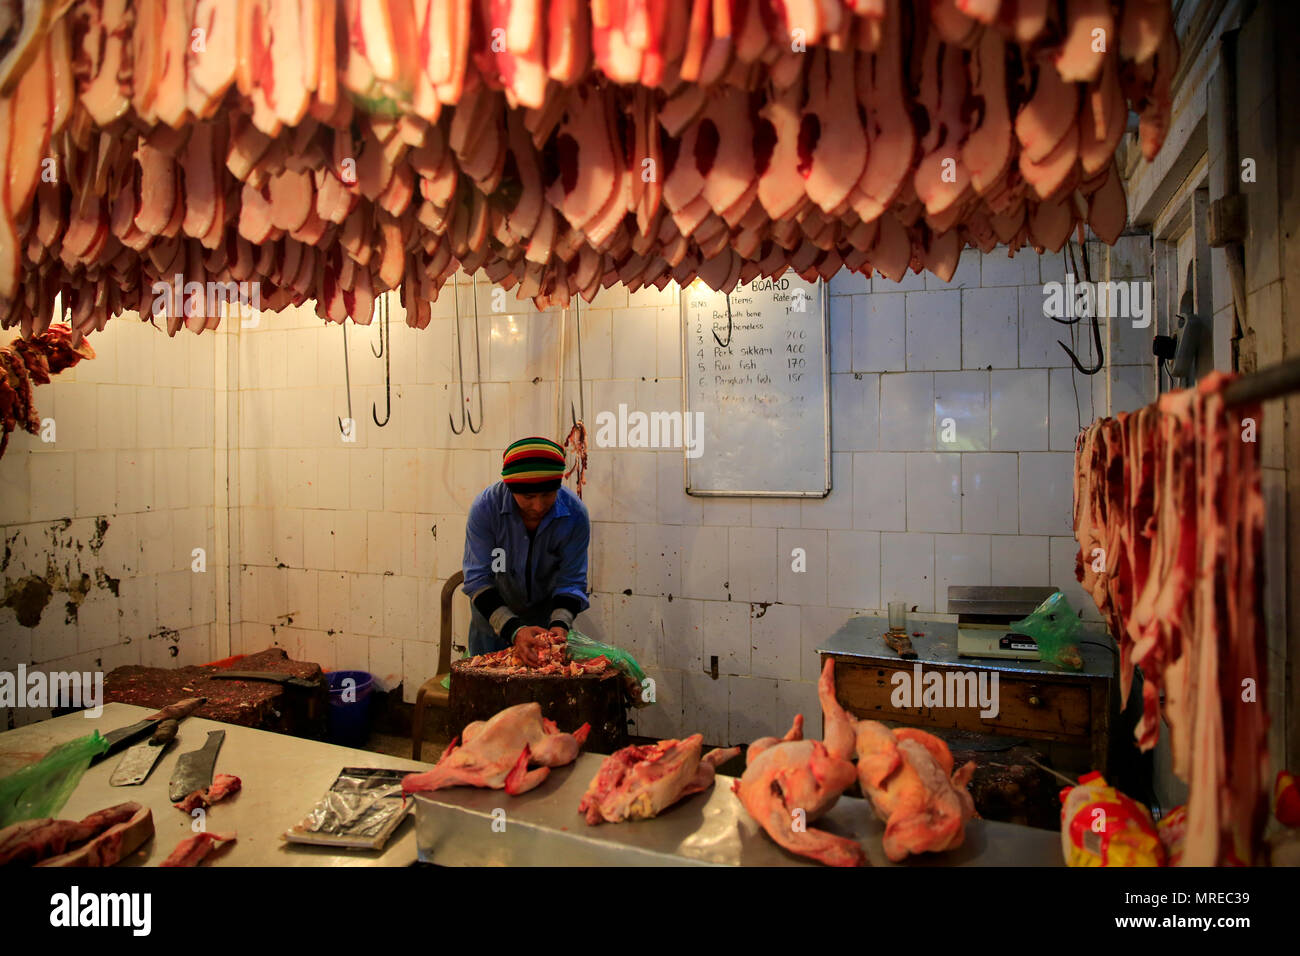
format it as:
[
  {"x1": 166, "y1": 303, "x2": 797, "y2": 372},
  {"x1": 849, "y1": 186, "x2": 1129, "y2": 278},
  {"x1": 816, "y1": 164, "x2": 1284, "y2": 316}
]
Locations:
[
  {"x1": 0, "y1": 0, "x2": 1178, "y2": 341},
  {"x1": 1073, "y1": 373, "x2": 1269, "y2": 866}
]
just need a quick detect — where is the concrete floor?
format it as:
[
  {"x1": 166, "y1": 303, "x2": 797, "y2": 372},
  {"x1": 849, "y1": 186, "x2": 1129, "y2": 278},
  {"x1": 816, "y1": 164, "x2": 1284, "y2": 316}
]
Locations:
[{"x1": 362, "y1": 731, "x2": 448, "y2": 764}]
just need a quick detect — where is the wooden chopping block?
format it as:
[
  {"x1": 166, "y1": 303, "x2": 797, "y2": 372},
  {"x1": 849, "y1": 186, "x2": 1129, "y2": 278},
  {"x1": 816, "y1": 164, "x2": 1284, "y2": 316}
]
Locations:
[
  {"x1": 449, "y1": 660, "x2": 628, "y2": 755},
  {"x1": 103, "y1": 648, "x2": 327, "y2": 737}
]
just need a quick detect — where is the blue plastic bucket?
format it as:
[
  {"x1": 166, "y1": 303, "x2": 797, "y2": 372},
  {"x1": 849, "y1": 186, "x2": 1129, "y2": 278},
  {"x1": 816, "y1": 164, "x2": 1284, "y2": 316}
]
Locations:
[{"x1": 326, "y1": 671, "x2": 374, "y2": 747}]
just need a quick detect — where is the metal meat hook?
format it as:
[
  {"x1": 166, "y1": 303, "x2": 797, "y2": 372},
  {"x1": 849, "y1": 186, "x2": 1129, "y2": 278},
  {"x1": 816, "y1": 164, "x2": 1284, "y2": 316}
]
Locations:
[
  {"x1": 449, "y1": 275, "x2": 485, "y2": 435},
  {"x1": 1057, "y1": 238, "x2": 1104, "y2": 374},
  {"x1": 337, "y1": 321, "x2": 353, "y2": 437},
  {"x1": 372, "y1": 294, "x2": 391, "y2": 427},
  {"x1": 1059, "y1": 311, "x2": 1105, "y2": 375}
]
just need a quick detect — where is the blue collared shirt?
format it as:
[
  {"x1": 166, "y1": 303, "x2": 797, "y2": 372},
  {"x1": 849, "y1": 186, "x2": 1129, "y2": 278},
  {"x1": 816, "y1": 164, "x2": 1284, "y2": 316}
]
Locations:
[{"x1": 462, "y1": 481, "x2": 590, "y2": 654}]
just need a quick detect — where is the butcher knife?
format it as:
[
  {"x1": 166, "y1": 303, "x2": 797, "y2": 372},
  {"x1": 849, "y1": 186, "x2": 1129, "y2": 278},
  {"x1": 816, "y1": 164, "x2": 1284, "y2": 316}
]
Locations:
[
  {"x1": 90, "y1": 696, "x2": 208, "y2": 765},
  {"x1": 206, "y1": 670, "x2": 320, "y2": 690},
  {"x1": 109, "y1": 719, "x2": 180, "y2": 786},
  {"x1": 168, "y1": 730, "x2": 226, "y2": 803}
]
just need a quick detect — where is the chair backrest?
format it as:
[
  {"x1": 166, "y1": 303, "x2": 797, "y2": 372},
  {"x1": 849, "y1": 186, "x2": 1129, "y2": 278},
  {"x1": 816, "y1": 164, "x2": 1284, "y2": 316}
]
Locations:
[{"x1": 439, "y1": 570, "x2": 465, "y2": 674}]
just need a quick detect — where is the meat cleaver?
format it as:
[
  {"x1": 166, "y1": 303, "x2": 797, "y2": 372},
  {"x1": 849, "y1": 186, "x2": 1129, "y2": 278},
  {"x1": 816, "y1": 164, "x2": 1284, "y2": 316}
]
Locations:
[
  {"x1": 110, "y1": 718, "x2": 180, "y2": 786},
  {"x1": 169, "y1": 730, "x2": 226, "y2": 803}
]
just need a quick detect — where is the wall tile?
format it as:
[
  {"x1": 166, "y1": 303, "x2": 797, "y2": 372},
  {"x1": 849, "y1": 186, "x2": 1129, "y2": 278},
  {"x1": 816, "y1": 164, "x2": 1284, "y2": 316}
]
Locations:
[
  {"x1": 777, "y1": 528, "x2": 828, "y2": 606},
  {"x1": 831, "y1": 373, "x2": 879, "y2": 451},
  {"x1": 751, "y1": 602, "x2": 801, "y2": 680},
  {"x1": 680, "y1": 525, "x2": 729, "y2": 600},
  {"x1": 852, "y1": 451, "x2": 906, "y2": 531},
  {"x1": 703, "y1": 600, "x2": 750, "y2": 676},
  {"x1": 962, "y1": 453, "x2": 1019, "y2": 533},
  {"x1": 982, "y1": 247, "x2": 1040, "y2": 286},
  {"x1": 991, "y1": 369, "x2": 1049, "y2": 450},
  {"x1": 905, "y1": 291, "x2": 961, "y2": 370},
  {"x1": 1018, "y1": 452, "x2": 1074, "y2": 536},
  {"x1": 934, "y1": 534, "x2": 991, "y2": 610},
  {"x1": 827, "y1": 530, "x2": 881, "y2": 609},
  {"x1": 880, "y1": 532, "x2": 935, "y2": 612},
  {"x1": 935, "y1": 370, "x2": 990, "y2": 450},
  {"x1": 991, "y1": 535, "x2": 1051, "y2": 586},
  {"x1": 852, "y1": 293, "x2": 906, "y2": 372},
  {"x1": 1049, "y1": 368, "x2": 1091, "y2": 450},
  {"x1": 350, "y1": 573, "x2": 385, "y2": 636},
  {"x1": 800, "y1": 452, "x2": 854, "y2": 529},
  {"x1": 879, "y1": 372, "x2": 934, "y2": 450},
  {"x1": 728, "y1": 526, "x2": 778, "y2": 602},
  {"x1": 656, "y1": 595, "x2": 703, "y2": 672},
  {"x1": 961, "y1": 286, "x2": 1019, "y2": 369},
  {"x1": 905, "y1": 453, "x2": 962, "y2": 533},
  {"x1": 682, "y1": 672, "x2": 729, "y2": 745},
  {"x1": 635, "y1": 523, "x2": 680, "y2": 597}
]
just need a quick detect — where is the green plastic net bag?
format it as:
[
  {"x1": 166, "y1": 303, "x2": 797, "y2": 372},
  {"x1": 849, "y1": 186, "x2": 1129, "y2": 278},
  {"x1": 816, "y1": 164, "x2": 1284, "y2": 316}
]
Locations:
[
  {"x1": 0, "y1": 731, "x2": 109, "y2": 828},
  {"x1": 1009, "y1": 592, "x2": 1085, "y2": 671},
  {"x1": 566, "y1": 629, "x2": 652, "y2": 707}
]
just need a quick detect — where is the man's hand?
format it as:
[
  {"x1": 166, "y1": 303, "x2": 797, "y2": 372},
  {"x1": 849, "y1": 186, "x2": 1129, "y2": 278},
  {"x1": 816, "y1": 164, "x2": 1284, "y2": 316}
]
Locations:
[
  {"x1": 547, "y1": 625, "x2": 568, "y2": 641},
  {"x1": 513, "y1": 626, "x2": 549, "y2": 666}
]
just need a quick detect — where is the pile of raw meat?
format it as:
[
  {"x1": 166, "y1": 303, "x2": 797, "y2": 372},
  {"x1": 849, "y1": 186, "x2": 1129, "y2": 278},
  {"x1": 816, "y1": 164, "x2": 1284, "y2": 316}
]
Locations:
[
  {"x1": 462, "y1": 631, "x2": 613, "y2": 676},
  {"x1": 1073, "y1": 372, "x2": 1269, "y2": 866},
  {"x1": 0, "y1": 323, "x2": 94, "y2": 458},
  {"x1": 0, "y1": 0, "x2": 1177, "y2": 339},
  {"x1": 0, "y1": 801, "x2": 153, "y2": 866}
]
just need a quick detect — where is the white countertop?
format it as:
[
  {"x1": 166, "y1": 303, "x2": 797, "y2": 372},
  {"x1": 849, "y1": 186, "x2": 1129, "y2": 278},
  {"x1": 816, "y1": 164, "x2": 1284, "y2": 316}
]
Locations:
[{"x1": 0, "y1": 703, "x2": 430, "y2": 867}]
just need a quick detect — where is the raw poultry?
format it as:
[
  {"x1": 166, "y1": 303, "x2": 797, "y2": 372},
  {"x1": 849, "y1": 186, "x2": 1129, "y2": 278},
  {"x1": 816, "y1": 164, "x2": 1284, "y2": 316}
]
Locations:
[
  {"x1": 853, "y1": 721, "x2": 978, "y2": 861},
  {"x1": 401, "y1": 702, "x2": 589, "y2": 795},
  {"x1": 0, "y1": 0, "x2": 1177, "y2": 341},
  {"x1": 462, "y1": 630, "x2": 613, "y2": 676},
  {"x1": 732, "y1": 659, "x2": 868, "y2": 866},
  {"x1": 578, "y1": 734, "x2": 740, "y2": 824},
  {"x1": 818, "y1": 655, "x2": 978, "y2": 861},
  {"x1": 1072, "y1": 372, "x2": 1269, "y2": 866},
  {"x1": 731, "y1": 710, "x2": 864, "y2": 867}
]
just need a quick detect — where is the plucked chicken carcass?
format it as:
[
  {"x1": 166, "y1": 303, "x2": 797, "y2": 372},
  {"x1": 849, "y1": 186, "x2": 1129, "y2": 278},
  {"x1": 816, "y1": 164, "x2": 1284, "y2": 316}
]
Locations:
[
  {"x1": 401, "y1": 702, "x2": 589, "y2": 796},
  {"x1": 853, "y1": 722, "x2": 978, "y2": 861},
  {"x1": 579, "y1": 734, "x2": 740, "y2": 825},
  {"x1": 732, "y1": 660, "x2": 866, "y2": 866},
  {"x1": 819, "y1": 655, "x2": 978, "y2": 862}
]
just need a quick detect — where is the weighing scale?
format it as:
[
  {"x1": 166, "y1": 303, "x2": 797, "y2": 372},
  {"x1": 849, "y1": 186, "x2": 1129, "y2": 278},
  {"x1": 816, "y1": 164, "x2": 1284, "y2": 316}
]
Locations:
[{"x1": 948, "y1": 585, "x2": 1060, "y2": 661}]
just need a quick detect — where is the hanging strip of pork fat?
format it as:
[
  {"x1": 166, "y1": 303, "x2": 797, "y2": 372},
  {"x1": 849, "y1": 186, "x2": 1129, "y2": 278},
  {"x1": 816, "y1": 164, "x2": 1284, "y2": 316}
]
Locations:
[
  {"x1": 913, "y1": 36, "x2": 972, "y2": 218},
  {"x1": 852, "y1": 0, "x2": 913, "y2": 223},
  {"x1": 800, "y1": 49, "x2": 866, "y2": 214}
]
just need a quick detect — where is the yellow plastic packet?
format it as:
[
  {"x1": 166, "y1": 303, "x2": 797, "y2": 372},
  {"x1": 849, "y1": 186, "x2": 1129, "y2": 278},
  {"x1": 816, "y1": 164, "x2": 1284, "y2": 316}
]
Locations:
[{"x1": 1060, "y1": 771, "x2": 1165, "y2": 867}]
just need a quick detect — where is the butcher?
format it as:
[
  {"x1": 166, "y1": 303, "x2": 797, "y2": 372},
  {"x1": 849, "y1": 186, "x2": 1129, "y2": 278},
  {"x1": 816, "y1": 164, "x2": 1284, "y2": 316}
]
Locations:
[{"x1": 462, "y1": 437, "x2": 591, "y2": 664}]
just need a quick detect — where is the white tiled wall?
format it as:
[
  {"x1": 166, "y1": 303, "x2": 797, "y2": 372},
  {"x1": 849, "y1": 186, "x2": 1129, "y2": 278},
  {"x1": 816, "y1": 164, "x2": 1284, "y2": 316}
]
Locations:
[
  {"x1": 1, "y1": 244, "x2": 1121, "y2": 745},
  {"x1": 228, "y1": 247, "x2": 1107, "y2": 746},
  {"x1": 0, "y1": 318, "x2": 223, "y2": 728}
]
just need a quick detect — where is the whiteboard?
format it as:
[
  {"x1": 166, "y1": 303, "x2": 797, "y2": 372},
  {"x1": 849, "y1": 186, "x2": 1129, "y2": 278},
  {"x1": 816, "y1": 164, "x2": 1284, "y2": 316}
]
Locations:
[{"x1": 680, "y1": 271, "x2": 831, "y2": 497}]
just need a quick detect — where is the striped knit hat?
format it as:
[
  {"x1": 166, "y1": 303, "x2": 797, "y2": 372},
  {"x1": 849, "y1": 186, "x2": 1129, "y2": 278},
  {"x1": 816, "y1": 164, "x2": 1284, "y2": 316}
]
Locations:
[{"x1": 501, "y1": 437, "x2": 565, "y2": 493}]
